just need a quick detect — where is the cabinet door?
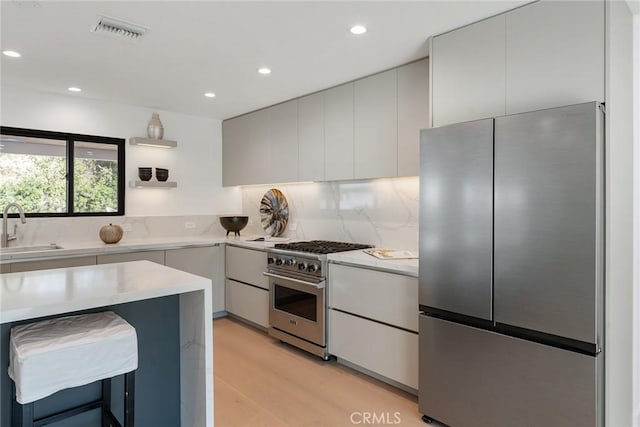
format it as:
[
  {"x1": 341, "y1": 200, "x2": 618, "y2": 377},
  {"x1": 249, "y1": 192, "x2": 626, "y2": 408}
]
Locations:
[
  {"x1": 1, "y1": 263, "x2": 10, "y2": 273},
  {"x1": 329, "y1": 309, "x2": 418, "y2": 390},
  {"x1": 298, "y1": 93, "x2": 325, "y2": 181},
  {"x1": 431, "y1": 15, "x2": 505, "y2": 127},
  {"x1": 324, "y1": 83, "x2": 354, "y2": 181},
  {"x1": 329, "y1": 263, "x2": 418, "y2": 332},
  {"x1": 165, "y1": 246, "x2": 225, "y2": 314},
  {"x1": 10, "y1": 256, "x2": 96, "y2": 272},
  {"x1": 267, "y1": 100, "x2": 298, "y2": 183},
  {"x1": 354, "y1": 69, "x2": 398, "y2": 179},
  {"x1": 97, "y1": 250, "x2": 165, "y2": 265},
  {"x1": 225, "y1": 245, "x2": 268, "y2": 289},
  {"x1": 222, "y1": 116, "x2": 248, "y2": 186},
  {"x1": 225, "y1": 278, "x2": 269, "y2": 328},
  {"x1": 397, "y1": 59, "x2": 429, "y2": 176},
  {"x1": 246, "y1": 109, "x2": 271, "y2": 185},
  {"x1": 505, "y1": 0, "x2": 604, "y2": 115}
]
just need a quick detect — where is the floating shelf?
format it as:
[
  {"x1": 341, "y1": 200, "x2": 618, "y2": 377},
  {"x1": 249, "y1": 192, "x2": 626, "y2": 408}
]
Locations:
[
  {"x1": 130, "y1": 180, "x2": 177, "y2": 189},
  {"x1": 129, "y1": 137, "x2": 177, "y2": 148}
]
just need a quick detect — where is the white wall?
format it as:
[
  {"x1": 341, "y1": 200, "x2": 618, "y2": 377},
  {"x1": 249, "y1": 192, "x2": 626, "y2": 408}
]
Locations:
[
  {"x1": 0, "y1": 85, "x2": 241, "y2": 216},
  {"x1": 605, "y1": 1, "x2": 635, "y2": 426}
]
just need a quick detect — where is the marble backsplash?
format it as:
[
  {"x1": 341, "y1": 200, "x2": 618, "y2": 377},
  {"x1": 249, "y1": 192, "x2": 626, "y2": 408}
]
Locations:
[
  {"x1": 241, "y1": 177, "x2": 420, "y2": 252},
  {"x1": 5, "y1": 215, "x2": 228, "y2": 247},
  {"x1": 5, "y1": 177, "x2": 420, "y2": 250}
]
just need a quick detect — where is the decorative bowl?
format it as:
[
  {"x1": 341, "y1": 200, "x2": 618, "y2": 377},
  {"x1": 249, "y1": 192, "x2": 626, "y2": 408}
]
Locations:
[
  {"x1": 155, "y1": 168, "x2": 169, "y2": 182},
  {"x1": 219, "y1": 216, "x2": 249, "y2": 237},
  {"x1": 138, "y1": 167, "x2": 152, "y2": 181}
]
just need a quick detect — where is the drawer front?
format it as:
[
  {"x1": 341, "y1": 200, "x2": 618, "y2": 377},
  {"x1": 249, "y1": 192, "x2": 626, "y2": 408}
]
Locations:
[
  {"x1": 225, "y1": 279, "x2": 269, "y2": 327},
  {"x1": 225, "y1": 245, "x2": 268, "y2": 289},
  {"x1": 329, "y1": 309, "x2": 418, "y2": 389},
  {"x1": 329, "y1": 263, "x2": 418, "y2": 331}
]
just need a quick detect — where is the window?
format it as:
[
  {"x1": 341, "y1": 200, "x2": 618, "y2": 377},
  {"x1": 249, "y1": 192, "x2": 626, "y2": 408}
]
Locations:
[{"x1": 0, "y1": 127, "x2": 125, "y2": 216}]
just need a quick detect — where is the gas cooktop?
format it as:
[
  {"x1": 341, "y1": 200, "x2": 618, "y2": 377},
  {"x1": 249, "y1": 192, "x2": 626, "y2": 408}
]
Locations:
[{"x1": 273, "y1": 240, "x2": 373, "y2": 255}]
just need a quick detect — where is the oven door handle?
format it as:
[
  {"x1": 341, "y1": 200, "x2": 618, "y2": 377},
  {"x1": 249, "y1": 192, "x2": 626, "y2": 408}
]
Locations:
[{"x1": 263, "y1": 272, "x2": 325, "y2": 289}]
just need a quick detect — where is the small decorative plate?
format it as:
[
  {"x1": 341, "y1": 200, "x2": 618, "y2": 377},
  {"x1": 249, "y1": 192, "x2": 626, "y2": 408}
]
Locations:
[{"x1": 260, "y1": 188, "x2": 289, "y2": 237}]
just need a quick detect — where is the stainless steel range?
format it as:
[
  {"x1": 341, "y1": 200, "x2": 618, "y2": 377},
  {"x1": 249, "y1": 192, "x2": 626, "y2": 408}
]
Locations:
[{"x1": 264, "y1": 241, "x2": 373, "y2": 360}]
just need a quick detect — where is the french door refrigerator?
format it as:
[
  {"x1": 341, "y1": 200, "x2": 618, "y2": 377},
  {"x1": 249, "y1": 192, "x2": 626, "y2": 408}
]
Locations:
[{"x1": 418, "y1": 101, "x2": 604, "y2": 427}]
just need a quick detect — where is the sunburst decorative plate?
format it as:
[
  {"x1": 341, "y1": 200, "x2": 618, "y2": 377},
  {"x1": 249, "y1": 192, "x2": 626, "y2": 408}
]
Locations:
[{"x1": 259, "y1": 188, "x2": 289, "y2": 237}]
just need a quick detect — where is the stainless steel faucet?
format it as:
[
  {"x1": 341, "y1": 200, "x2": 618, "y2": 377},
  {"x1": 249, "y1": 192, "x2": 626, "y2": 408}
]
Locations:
[{"x1": 2, "y1": 203, "x2": 26, "y2": 248}]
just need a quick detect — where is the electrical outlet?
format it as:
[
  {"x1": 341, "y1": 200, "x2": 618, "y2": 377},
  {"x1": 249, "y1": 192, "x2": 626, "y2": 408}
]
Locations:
[
  {"x1": 184, "y1": 222, "x2": 196, "y2": 229},
  {"x1": 289, "y1": 221, "x2": 298, "y2": 231},
  {"x1": 121, "y1": 223, "x2": 132, "y2": 232}
]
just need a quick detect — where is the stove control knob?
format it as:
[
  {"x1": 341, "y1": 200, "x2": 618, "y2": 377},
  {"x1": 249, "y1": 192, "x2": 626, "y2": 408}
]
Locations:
[
  {"x1": 298, "y1": 262, "x2": 307, "y2": 271},
  {"x1": 285, "y1": 258, "x2": 296, "y2": 266},
  {"x1": 307, "y1": 264, "x2": 319, "y2": 273},
  {"x1": 275, "y1": 258, "x2": 284, "y2": 266},
  {"x1": 267, "y1": 257, "x2": 275, "y2": 265}
]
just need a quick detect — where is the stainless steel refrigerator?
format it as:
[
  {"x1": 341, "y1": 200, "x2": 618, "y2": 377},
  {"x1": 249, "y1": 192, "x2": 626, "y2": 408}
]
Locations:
[{"x1": 418, "y1": 102, "x2": 604, "y2": 427}]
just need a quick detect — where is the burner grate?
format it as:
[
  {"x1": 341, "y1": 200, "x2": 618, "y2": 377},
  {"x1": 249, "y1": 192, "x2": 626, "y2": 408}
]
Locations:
[{"x1": 273, "y1": 240, "x2": 373, "y2": 255}]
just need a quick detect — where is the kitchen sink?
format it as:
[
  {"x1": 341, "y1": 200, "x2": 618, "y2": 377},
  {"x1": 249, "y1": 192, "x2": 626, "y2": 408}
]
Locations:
[{"x1": 1, "y1": 244, "x2": 63, "y2": 254}]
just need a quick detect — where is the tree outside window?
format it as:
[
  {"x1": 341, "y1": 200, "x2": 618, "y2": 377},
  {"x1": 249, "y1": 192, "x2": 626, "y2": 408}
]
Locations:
[{"x1": 0, "y1": 127, "x2": 125, "y2": 216}]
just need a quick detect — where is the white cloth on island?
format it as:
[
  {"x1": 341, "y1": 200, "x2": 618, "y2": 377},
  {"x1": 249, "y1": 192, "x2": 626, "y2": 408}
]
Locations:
[{"x1": 8, "y1": 311, "x2": 138, "y2": 404}]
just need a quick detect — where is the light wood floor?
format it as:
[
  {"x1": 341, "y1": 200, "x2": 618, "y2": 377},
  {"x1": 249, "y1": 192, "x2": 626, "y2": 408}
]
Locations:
[{"x1": 213, "y1": 317, "x2": 426, "y2": 427}]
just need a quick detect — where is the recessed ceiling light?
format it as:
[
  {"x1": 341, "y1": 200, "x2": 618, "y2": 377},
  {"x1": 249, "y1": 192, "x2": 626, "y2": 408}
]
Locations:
[
  {"x1": 350, "y1": 25, "x2": 367, "y2": 35},
  {"x1": 204, "y1": 92, "x2": 216, "y2": 98},
  {"x1": 257, "y1": 67, "x2": 271, "y2": 75},
  {"x1": 68, "y1": 87, "x2": 82, "y2": 92},
  {"x1": 2, "y1": 50, "x2": 21, "y2": 58}
]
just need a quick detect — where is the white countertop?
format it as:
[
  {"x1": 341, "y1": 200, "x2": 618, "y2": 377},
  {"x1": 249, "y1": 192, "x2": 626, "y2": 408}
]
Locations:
[
  {"x1": 327, "y1": 250, "x2": 419, "y2": 277},
  {"x1": 0, "y1": 235, "x2": 281, "y2": 263},
  {"x1": 0, "y1": 260, "x2": 210, "y2": 324}
]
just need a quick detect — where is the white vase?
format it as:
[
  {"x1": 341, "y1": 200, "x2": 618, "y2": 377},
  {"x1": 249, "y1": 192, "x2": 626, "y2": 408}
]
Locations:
[{"x1": 147, "y1": 112, "x2": 164, "y2": 139}]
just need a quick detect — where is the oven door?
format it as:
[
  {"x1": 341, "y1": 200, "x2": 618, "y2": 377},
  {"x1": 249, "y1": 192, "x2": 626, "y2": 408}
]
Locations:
[{"x1": 266, "y1": 272, "x2": 325, "y2": 346}]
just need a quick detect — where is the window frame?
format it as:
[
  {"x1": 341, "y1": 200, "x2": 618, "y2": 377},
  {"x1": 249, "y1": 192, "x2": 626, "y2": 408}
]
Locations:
[{"x1": 0, "y1": 126, "x2": 125, "y2": 217}]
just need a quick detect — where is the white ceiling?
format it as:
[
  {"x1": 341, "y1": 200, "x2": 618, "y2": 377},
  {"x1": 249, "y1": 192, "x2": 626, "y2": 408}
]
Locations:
[{"x1": 1, "y1": 0, "x2": 526, "y2": 120}]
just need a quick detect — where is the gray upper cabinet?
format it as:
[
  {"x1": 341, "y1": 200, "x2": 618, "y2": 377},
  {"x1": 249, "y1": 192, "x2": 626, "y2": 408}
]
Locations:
[
  {"x1": 354, "y1": 69, "x2": 398, "y2": 179},
  {"x1": 298, "y1": 93, "x2": 325, "y2": 182},
  {"x1": 222, "y1": 60, "x2": 429, "y2": 185},
  {"x1": 324, "y1": 83, "x2": 355, "y2": 181},
  {"x1": 430, "y1": 0, "x2": 604, "y2": 127},
  {"x1": 222, "y1": 111, "x2": 270, "y2": 186},
  {"x1": 505, "y1": 0, "x2": 604, "y2": 115},
  {"x1": 397, "y1": 59, "x2": 429, "y2": 176},
  {"x1": 222, "y1": 116, "x2": 248, "y2": 186},
  {"x1": 431, "y1": 15, "x2": 506, "y2": 127},
  {"x1": 266, "y1": 100, "x2": 298, "y2": 183}
]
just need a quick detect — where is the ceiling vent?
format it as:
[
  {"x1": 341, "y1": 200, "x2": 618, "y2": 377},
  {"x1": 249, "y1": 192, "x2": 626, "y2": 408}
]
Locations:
[{"x1": 91, "y1": 15, "x2": 148, "y2": 42}]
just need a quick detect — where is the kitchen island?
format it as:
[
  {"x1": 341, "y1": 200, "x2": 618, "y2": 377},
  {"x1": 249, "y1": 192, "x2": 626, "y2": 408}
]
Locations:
[{"x1": 0, "y1": 260, "x2": 213, "y2": 427}]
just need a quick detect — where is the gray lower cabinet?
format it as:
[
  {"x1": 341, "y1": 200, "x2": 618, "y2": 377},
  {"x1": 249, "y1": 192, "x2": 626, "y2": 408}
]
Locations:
[
  {"x1": 328, "y1": 263, "x2": 418, "y2": 391},
  {"x1": 97, "y1": 250, "x2": 165, "y2": 265},
  {"x1": 224, "y1": 245, "x2": 269, "y2": 328},
  {"x1": 225, "y1": 279, "x2": 269, "y2": 328},
  {"x1": 165, "y1": 245, "x2": 225, "y2": 315},
  {"x1": 9, "y1": 256, "x2": 97, "y2": 273},
  {"x1": 1, "y1": 264, "x2": 10, "y2": 273}
]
